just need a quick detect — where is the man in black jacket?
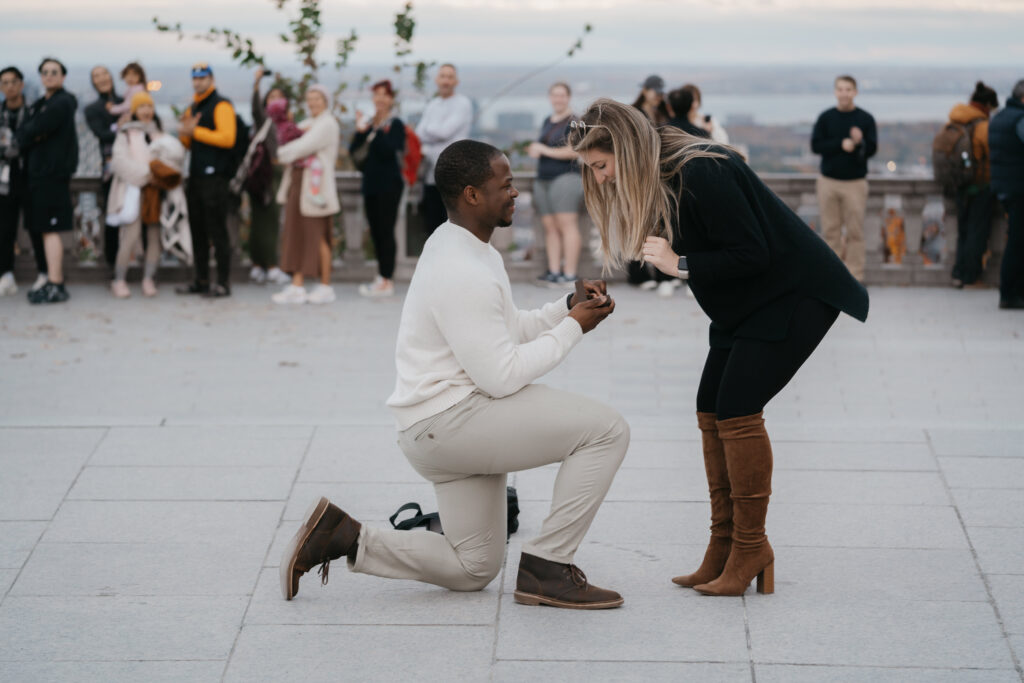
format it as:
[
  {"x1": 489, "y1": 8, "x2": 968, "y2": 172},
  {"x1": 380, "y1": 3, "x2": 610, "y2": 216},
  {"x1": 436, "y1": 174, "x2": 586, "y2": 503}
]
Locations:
[
  {"x1": 0, "y1": 66, "x2": 49, "y2": 296},
  {"x1": 990, "y1": 79, "x2": 1024, "y2": 309},
  {"x1": 15, "y1": 58, "x2": 78, "y2": 304},
  {"x1": 84, "y1": 65, "x2": 123, "y2": 275},
  {"x1": 811, "y1": 75, "x2": 877, "y2": 282},
  {"x1": 176, "y1": 62, "x2": 237, "y2": 298}
]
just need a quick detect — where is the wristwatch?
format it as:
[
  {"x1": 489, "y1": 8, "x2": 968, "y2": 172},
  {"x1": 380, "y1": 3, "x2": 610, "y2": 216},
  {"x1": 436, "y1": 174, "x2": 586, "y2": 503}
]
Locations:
[{"x1": 677, "y1": 256, "x2": 689, "y2": 280}]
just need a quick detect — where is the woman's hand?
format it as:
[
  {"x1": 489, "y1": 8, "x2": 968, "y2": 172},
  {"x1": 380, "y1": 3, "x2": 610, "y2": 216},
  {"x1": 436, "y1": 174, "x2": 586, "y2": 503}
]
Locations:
[
  {"x1": 642, "y1": 236, "x2": 680, "y2": 277},
  {"x1": 254, "y1": 67, "x2": 265, "y2": 88},
  {"x1": 527, "y1": 142, "x2": 546, "y2": 159}
]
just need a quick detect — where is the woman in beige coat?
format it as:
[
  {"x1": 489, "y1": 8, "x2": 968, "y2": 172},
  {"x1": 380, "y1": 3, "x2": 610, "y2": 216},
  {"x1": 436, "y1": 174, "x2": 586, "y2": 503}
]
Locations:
[
  {"x1": 106, "y1": 91, "x2": 164, "y2": 298},
  {"x1": 272, "y1": 84, "x2": 341, "y2": 305}
]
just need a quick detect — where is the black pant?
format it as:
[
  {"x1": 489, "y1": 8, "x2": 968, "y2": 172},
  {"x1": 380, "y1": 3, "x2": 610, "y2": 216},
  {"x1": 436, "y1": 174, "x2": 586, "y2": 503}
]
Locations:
[
  {"x1": 420, "y1": 184, "x2": 447, "y2": 237},
  {"x1": 364, "y1": 186, "x2": 403, "y2": 280},
  {"x1": 186, "y1": 176, "x2": 231, "y2": 286},
  {"x1": 952, "y1": 185, "x2": 996, "y2": 285},
  {"x1": 0, "y1": 190, "x2": 46, "y2": 274},
  {"x1": 100, "y1": 176, "x2": 119, "y2": 272},
  {"x1": 697, "y1": 297, "x2": 840, "y2": 420},
  {"x1": 999, "y1": 194, "x2": 1024, "y2": 301}
]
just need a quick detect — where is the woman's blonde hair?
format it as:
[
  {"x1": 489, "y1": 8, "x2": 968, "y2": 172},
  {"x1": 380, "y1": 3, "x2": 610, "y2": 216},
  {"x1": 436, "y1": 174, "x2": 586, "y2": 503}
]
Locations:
[{"x1": 568, "y1": 98, "x2": 727, "y2": 271}]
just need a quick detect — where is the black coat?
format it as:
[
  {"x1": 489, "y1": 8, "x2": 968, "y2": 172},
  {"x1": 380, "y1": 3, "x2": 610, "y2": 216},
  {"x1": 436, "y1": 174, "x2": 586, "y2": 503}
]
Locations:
[
  {"x1": 84, "y1": 92, "x2": 122, "y2": 159},
  {"x1": 349, "y1": 117, "x2": 405, "y2": 195},
  {"x1": 15, "y1": 88, "x2": 79, "y2": 182},
  {"x1": 671, "y1": 151, "x2": 869, "y2": 348},
  {"x1": 989, "y1": 96, "x2": 1024, "y2": 198}
]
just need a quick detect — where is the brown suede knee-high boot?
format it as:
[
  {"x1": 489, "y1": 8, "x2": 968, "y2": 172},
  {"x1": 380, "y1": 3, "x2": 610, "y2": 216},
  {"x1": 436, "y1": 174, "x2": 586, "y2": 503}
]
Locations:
[
  {"x1": 672, "y1": 412, "x2": 732, "y2": 587},
  {"x1": 694, "y1": 412, "x2": 774, "y2": 596}
]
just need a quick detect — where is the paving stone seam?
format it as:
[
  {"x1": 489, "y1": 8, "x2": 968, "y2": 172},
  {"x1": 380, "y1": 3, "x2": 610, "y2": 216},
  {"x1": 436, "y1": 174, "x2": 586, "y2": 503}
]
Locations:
[
  {"x1": 219, "y1": 425, "x2": 318, "y2": 683},
  {"x1": 0, "y1": 427, "x2": 111, "y2": 608},
  {"x1": 924, "y1": 429, "x2": 1024, "y2": 682}
]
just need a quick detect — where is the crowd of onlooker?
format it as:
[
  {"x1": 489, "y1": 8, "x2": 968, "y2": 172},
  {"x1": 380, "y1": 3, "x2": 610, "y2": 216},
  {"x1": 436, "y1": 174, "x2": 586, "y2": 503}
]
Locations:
[{"x1": 0, "y1": 57, "x2": 1022, "y2": 309}]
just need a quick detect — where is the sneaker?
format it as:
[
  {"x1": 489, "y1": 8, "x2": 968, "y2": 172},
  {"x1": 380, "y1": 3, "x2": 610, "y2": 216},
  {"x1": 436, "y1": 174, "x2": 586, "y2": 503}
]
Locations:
[
  {"x1": 358, "y1": 276, "x2": 395, "y2": 298},
  {"x1": 536, "y1": 270, "x2": 560, "y2": 288},
  {"x1": 267, "y1": 267, "x2": 292, "y2": 285},
  {"x1": 272, "y1": 284, "x2": 307, "y2": 305},
  {"x1": 28, "y1": 281, "x2": 69, "y2": 305},
  {"x1": 201, "y1": 283, "x2": 231, "y2": 298},
  {"x1": 175, "y1": 281, "x2": 209, "y2": 295},
  {"x1": 555, "y1": 273, "x2": 578, "y2": 289},
  {"x1": 0, "y1": 272, "x2": 17, "y2": 296},
  {"x1": 29, "y1": 273, "x2": 48, "y2": 293},
  {"x1": 141, "y1": 278, "x2": 158, "y2": 297},
  {"x1": 307, "y1": 283, "x2": 336, "y2": 305},
  {"x1": 638, "y1": 279, "x2": 658, "y2": 291},
  {"x1": 657, "y1": 280, "x2": 675, "y2": 298},
  {"x1": 250, "y1": 266, "x2": 268, "y2": 284},
  {"x1": 110, "y1": 279, "x2": 131, "y2": 299}
]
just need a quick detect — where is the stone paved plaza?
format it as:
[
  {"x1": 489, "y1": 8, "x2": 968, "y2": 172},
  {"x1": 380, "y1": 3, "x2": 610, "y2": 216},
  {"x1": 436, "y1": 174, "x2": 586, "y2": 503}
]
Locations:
[{"x1": 1, "y1": 282, "x2": 1023, "y2": 682}]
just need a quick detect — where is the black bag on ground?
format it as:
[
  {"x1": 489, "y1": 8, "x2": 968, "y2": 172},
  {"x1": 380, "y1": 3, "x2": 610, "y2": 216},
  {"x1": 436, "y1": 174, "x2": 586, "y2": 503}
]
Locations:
[{"x1": 390, "y1": 486, "x2": 520, "y2": 540}]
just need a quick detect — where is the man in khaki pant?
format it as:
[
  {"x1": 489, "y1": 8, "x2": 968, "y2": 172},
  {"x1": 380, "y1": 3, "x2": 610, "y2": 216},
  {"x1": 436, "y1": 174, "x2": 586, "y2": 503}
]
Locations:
[
  {"x1": 812, "y1": 75, "x2": 877, "y2": 281},
  {"x1": 281, "y1": 140, "x2": 630, "y2": 609}
]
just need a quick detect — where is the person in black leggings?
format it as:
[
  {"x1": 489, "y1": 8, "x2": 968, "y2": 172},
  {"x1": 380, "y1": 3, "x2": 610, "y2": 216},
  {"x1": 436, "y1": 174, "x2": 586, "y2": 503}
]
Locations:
[
  {"x1": 350, "y1": 79, "x2": 406, "y2": 298},
  {"x1": 569, "y1": 99, "x2": 869, "y2": 597}
]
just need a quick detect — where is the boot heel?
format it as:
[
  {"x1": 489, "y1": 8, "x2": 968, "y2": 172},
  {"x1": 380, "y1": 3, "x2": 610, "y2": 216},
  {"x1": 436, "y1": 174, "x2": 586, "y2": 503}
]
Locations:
[
  {"x1": 513, "y1": 591, "x2": 541, "y2": 606},
  {"x1": 756, "y1": 561, "x2": 774, "y2": 594}
]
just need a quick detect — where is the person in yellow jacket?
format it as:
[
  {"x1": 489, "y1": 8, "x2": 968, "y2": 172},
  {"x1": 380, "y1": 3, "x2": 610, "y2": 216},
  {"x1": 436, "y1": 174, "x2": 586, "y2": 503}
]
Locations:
[
  {"x1": 949, "y1": 81, "x2": 999, "y2": 288},
  {"x1": 176, "y1": 62, "x2": 237, "y2": 298}
]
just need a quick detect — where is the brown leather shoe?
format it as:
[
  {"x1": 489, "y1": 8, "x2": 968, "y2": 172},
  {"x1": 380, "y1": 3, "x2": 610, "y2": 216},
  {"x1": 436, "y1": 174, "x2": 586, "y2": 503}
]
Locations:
[
  {"x1": 280, "y1": 497, "x2": 362, "y2": 600},
  {"x1": 514, "y1": 552, "x2": 623, "y2": 609},
  {"x1": 673, "y1": 411, "x2": 732, "y2": 587},
  {"x1": 694, "y1": 413, "x2": 775, "y2": 597}
]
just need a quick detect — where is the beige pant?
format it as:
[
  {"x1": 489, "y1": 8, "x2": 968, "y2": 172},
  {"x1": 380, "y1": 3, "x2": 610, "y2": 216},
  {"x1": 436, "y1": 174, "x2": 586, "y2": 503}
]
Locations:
[
  {"x1": 115, "y1": 217, "x2": 161, "y2": 282},
  {"x1": 817, "y1": 176, "x2": 868, "y2": 281},
  {"x1": 348, "y1": 384, "x2": 630, "y2": 591}
]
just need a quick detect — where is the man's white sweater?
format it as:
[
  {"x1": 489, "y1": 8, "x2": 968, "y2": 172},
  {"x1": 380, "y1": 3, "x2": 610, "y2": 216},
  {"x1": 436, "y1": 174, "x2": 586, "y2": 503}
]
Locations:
[{"x1": 386, "y1": 221, "x2": 583, "y2": 430}]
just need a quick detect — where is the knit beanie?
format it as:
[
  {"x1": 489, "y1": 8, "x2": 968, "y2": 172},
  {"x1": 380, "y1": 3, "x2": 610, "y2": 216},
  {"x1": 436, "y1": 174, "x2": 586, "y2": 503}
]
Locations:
[{"x1": 130, "y1": 90, "x2": 154, "y2": 114}]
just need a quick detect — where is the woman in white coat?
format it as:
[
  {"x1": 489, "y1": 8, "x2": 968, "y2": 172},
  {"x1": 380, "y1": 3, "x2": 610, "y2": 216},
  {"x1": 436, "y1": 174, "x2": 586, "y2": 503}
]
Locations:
[
  {"x1": 272, "y1": 84, "x2": 341, "y2": 305},
  {"x1": 106, "y1": 91, "x2": 164, "y2": 298}
]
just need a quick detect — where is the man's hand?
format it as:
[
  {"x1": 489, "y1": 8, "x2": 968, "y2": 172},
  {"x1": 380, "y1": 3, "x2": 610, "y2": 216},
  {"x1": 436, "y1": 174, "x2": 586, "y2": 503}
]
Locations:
[
  {"x1": 178, "y1": 113, "x2": 200, "y2": 139},
  {"x1": 849, "y1": 126, "x2": 863, "y2": 144},
  {"x1": 569, "y1": 278, "x2": 608, "y2": 308},
  {"x1": 569, "y1": 295, "x2": 615, "y2": 334},
  {"x1": 642, "y1": 236, "x2": 679, "y2": 277},
  {"x1": 841, "y1": 137, "x2": 856, "y2": 153}
]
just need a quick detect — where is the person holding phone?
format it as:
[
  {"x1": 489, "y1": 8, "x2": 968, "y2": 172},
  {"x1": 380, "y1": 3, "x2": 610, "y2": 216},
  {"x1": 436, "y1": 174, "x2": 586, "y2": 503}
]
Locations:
[
  {"x1": 569, "y1": 99, "x2": 868, "y2": 596},
  {"x1": 281, "y1": 140, "x2": 630, "y2": 610}
]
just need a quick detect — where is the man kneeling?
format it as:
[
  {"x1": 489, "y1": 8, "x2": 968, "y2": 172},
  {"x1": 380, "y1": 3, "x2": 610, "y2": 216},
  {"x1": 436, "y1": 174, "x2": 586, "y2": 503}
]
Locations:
[{"x1": 281, "y1": 140, "x2": 629, "y2": 609}]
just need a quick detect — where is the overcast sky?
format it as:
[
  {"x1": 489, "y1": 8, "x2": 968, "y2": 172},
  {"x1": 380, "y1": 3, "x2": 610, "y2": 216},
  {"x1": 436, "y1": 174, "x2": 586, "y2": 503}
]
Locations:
[{"x1": 2, "y1": 0, "x2": 1023, "y2": 70}]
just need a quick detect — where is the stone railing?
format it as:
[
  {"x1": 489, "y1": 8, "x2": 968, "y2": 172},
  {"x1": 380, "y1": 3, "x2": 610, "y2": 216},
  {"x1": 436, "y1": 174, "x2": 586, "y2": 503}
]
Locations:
[{"x1": 12, "y1": 172, "x2": 1007, "y2": 286}]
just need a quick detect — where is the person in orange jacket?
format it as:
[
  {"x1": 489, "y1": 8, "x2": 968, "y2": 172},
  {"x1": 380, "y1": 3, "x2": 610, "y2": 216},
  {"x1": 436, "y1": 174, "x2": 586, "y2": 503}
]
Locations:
[
  {"x1": 949, "y1": 81, "x2": 999, "y2": 288},
  {"x1": 176, "y1": 62, "x2": 237, "y2": 298}
]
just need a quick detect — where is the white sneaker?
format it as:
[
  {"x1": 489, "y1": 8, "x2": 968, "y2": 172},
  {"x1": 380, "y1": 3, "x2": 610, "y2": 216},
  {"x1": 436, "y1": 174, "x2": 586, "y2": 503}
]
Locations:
[
  {"x1": 657, "y1": 281, "x2": 675, "y2": 298},
  {"x1": 271, "y1": 284, "x2": 307, "y2": 305},
  {"x1": 639, "y1": 279, "x2": 658, "y2": 291},
  {"x1": 0, "y1": 272, "x2": 16, "y2": 296},
  {"x1": 267, "y1": 267, "x2": 291, "y2": 285},
  {"x1": 250, "y1": 266, "x2": 267, "y2": 284},
  {"x1": 30, "y1": 274, "x2": 48, "y2": 292},
  {"x1": 307, "y1": 283, "x2": 336, "y2": 305},
  {"x1": 358, "y1": 276, "x2": 395, "y2": 298}
]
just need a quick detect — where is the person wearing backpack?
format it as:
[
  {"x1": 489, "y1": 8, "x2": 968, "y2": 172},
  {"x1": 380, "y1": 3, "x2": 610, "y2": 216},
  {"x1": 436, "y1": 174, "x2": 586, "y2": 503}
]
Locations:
[
  {"x1": 246, "y1": 67, "x2": 291, "y2": 287},
  {"x1": 943, "y1": 82, "x2": 999, "y2": 289},
  {"x1": 350, "y1": 79, "x2": 406, "y2": 298},
  {"x1": 990, "y1": 79, "x2": 1024, "y2": 310},
  {"x1": 176, "y1": 62, "x2": 237, "y2": 298},
  {"x1": 811, "y1": 75, "x2": 877, "y2": 282}
]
